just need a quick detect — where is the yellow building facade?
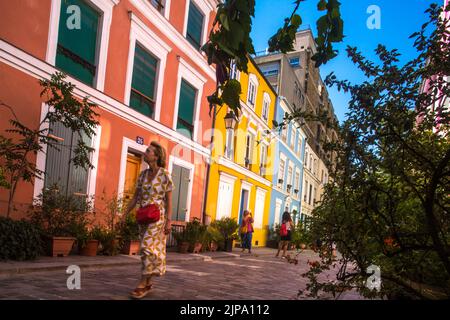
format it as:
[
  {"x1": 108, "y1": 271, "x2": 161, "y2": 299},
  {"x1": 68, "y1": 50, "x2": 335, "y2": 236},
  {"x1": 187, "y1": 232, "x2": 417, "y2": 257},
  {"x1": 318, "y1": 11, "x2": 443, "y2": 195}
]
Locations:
[{"x1": 205, "y1": 57, "x2": 277, "y2": 247}]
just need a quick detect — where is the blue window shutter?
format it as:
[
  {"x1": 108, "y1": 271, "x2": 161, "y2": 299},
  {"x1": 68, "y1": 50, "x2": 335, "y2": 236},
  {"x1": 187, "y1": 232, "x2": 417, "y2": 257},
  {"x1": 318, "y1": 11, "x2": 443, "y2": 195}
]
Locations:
[
  {"x1": 176, "y1": 80, "x2": 196, "y2": 139},
  {"x1": 56, "y1": 0, "x2": 99, "y2": 85},
  {"x1": 186, "y1": 2, "x2": 204, "y2": 49},
  {"x1": 129, "y1": 44, "x2": 158, "y2": 118}
]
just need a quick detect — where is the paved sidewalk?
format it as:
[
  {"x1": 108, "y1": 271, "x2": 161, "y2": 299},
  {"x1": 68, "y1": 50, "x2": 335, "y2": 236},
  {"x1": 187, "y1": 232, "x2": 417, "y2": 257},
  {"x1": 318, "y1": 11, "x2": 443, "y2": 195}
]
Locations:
[{"x1": 0, "y1": 247, "x2": 288, "y2": 277}]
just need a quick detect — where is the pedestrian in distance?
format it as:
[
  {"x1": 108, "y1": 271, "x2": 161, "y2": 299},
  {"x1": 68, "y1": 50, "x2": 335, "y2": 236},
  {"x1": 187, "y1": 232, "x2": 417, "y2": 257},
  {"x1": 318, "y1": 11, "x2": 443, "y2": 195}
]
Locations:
[
  {"x1": 240, "y1": 210, "x2": 254, "y2": 254},
  {"x1": 275, "y1": 211, "x2": 295, "y2": 259},
  {"x1": 123, "y1": 141, "x2": 174, "y2": 299}
]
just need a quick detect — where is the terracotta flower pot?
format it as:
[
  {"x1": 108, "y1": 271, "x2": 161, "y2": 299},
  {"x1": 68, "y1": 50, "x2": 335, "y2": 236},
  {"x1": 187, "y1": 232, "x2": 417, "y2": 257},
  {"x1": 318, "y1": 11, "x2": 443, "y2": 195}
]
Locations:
[
  {"x1": 209, "y1": 241, "x2": 219, "y2": 252},
  {"x1": 49, "y1": 237, "x2": 76, "y2": 257},
  {"x1": 191, "y1": 241, "x2": 202, "y2": 254},
  {"x1": 80, "y1": 240, "x2": 99, "y2": 256},
  {"x1": 121, "y1": 240, "x2": 141, "y2": 255}
]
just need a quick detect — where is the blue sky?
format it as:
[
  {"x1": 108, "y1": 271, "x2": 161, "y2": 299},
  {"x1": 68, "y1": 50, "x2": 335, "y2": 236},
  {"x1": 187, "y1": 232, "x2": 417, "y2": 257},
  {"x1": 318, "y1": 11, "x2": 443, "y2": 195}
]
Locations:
[{"x1": 250, "y1": 0, "x2": 437, "y2": 122}]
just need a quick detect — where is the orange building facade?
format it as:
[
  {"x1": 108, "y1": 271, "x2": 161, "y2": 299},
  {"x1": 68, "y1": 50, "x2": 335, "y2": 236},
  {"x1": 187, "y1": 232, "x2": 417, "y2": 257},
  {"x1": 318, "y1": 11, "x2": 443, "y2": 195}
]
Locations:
[{"x1": 0, "y1": 0, "x2": 218, "y2": 225}]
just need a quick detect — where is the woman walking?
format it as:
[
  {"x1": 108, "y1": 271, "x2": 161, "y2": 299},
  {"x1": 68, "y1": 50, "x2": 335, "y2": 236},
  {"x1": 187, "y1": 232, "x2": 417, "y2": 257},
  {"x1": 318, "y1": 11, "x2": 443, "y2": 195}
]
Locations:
[
  {"x1": 240, "y1": 210, "x2": 254, "y2": 254},
  {"x1": 275, "y1": 211, "x2": 295, "y2": 258},
  {"x1": 123, "y1": 141, "x2": 173, "y2": 299}
]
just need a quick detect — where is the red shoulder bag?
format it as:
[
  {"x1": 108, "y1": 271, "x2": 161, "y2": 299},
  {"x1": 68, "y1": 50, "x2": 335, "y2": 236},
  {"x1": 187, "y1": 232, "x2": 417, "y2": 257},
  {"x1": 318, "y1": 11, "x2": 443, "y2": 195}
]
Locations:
[
  {"x1": 136, "y1": 169, "x2": 161, "y2": 224},
  {"x1": 136, "y1": 204, "x2": 160, "y2": 224}
]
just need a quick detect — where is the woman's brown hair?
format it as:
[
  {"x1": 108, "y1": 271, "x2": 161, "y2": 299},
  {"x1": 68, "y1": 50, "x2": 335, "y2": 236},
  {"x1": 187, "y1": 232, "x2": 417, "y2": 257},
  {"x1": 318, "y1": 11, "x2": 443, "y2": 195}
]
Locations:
[{"x1": 150, "y1": 141, "x2": 166, "y2": 168}]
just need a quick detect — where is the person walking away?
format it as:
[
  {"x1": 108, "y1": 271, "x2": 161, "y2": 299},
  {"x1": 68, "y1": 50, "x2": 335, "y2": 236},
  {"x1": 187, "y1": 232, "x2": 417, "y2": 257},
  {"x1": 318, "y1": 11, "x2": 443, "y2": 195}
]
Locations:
[
  {"x1": 123, "y1": 141, "x2": 173, "y2": 299},
  {"x1": 240, "y1": 210, "x2": 254, "y2": 253},
  {"x1": 275, "y1": 211, "x2": 295, "y2": 258}
]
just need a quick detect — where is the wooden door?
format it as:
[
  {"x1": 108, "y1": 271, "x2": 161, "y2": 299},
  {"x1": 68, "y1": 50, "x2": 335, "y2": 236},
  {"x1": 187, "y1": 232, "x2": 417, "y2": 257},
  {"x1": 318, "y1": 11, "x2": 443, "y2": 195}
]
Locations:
[{"x1": 123, "y1": 153, "x2": 142, "y2": 206}]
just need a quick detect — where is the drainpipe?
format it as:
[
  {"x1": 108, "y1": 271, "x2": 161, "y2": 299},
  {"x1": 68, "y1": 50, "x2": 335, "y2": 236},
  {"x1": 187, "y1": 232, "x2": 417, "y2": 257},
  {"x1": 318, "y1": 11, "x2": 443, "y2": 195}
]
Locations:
[{"x1": 201, "y1": 103, "x2": 217, "y2": 225}]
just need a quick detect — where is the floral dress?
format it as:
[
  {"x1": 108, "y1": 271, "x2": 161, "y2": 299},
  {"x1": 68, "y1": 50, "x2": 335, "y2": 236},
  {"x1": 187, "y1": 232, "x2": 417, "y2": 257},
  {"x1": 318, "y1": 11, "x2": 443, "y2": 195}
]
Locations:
[{"x1": 136, "y1": 167, "x2": 173, "y2": 276}]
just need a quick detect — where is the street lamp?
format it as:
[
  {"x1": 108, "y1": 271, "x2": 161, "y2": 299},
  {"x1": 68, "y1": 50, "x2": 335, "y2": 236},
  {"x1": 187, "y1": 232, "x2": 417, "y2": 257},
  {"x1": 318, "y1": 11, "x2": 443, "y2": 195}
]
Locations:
[{"x1": 224, "y1": 111, "x2": 237, "y2": 130}]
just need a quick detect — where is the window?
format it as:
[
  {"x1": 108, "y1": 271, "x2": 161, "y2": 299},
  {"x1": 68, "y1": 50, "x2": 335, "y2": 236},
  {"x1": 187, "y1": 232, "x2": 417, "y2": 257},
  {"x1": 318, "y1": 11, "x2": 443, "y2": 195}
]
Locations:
[
  {"x1": 313, "y1": 187, "x2": 317, "y2": 206},
  {"x1": 278, "y1": 158, "x2": 285, "y2": 187},
  {"x1": 247, "y1": 81, "x2": 256, "y2": 107},
  {"x1": 289, "y1": 57, "x2": 300, "y2": 67},
  {"x1": 260, "y1": 144, "x2": 268, "y2": 176},
  {"x1": 176, "y1": 79, "x2": 197, "y2": 139},
  {"x1": 287, "y1": 165, "x2": 293, "y2": 193},
  {"x1": 225, "y1": 128, "x2": 235, "y2": 160},
  {"x1": 314, "y1": 159, "x2": 317, "y2": 176},
  {"x1": 149, "y1": 0, "x2": 165, "y2": 14},
  {"x1": 129, "y1": 44, "x2": 158, "y2": 118},
  {"x1": 245, "y1": 133, "x2": 254, "y2": 169},
  {"x1": 44, "y1": 122, "x2": 91, "y2": 199},
  {"x1": 297, "y1": 134, "x2": 302, "y2": 156},
  {"x1": 262, "y1": 98, "x2": 269, "y2": 121},
  {"x1": 290, "y1": 127, "x2": 296, "y2": 149},
  {"x1": 308, "y1": 184, "x2": 313, "y2": 205},
  {"x1": 305, "y1": 151, "x2": 308, "y2": 167},
  {"x1": 186, "y1": 1, "x2": 204, "y2": 49},
  {"x1": 56, "y1": 0, "x2": 99, "y2": 86},
  {"x1": 295, "y1": 170, "x2": 300, "y2": 196},
  {"x1": 304, "y1": 180, "x2": 308, "y2": 202},
  {"x1": 230, "y1": 60, "x2": 240, "y2": 80},
  {"x1": 260, "y1": 62, "x2": 279, "y2": 76}
]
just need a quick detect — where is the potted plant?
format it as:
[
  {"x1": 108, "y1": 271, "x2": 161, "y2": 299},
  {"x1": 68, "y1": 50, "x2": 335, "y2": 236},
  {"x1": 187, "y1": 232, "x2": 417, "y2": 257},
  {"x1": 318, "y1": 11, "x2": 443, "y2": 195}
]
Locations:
[
  {"x1": 118, "y1": 212, "x2": 140, "y2": 255},
  {"x1": 210, "y1": 217, "x2": 239, "y2": 252},
  {"x1": 185, "y1": 218, "x2": 207, "y2": 253},
  {"x1": 173, "y1": 229, "x2": 190, "y2": 253},
  {"x1": 29, "y1": 186, "x2": 92, "y2": 257},
  {"x1": 205, "y1": 226, "x2": 223, "y2": 252},
  {"x1": 77, "y1": 226, "x2": 100, "y2": 257},
  {"x1": 93, "y1": 226, "x2": 120, "y2": 256}
]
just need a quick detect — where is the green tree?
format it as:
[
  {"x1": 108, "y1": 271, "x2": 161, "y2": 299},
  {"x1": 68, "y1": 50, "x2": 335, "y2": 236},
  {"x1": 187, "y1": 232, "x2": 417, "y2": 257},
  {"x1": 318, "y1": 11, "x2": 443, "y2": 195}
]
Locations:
[
  {"x1": 202, "y1": 0, "x2": 344, "y2": 117},
  {"x1": 0, "y1": 72, "x2": 99, "y2": 217},
  {"x1": 300, "y1": 4, "x2": 450, "y2": 299}
]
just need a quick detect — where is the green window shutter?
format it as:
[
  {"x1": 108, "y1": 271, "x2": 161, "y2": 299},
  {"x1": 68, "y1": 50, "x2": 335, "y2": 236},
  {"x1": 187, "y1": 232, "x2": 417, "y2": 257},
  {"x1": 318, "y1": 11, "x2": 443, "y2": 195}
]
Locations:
[
  {"x1": 129, "y1": 44, "x2": 158, "y2": 118},
  {"x1": 176, "y1": 80, "x2": 196, "y2": 139},
  {"x1": 45, "y1": 122, "x2": 91, "y2": 199},
  {"x1": 186, "y1": 2, "x2": 204, "y2": 49},
  {"x1": 56, "y1": 0, "x2": 99, "y2": 85}
]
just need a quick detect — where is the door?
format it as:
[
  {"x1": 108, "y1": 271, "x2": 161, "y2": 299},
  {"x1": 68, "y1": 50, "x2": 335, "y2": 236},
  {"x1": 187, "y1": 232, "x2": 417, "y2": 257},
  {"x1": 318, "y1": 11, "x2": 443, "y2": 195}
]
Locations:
[
  {"x1": 171, "y1": 164, "x2": 191, "y2": 221},
  {"x1": 253, "y1": 189, "x2": 265, "y2": 229},
  {"x1": 274, "y1": 199, "x2": 282, "y2": 226},
  {"x1": 123, "y1": 153, "x2": 142, "y2": 207},
  {"x1": 238, "y1": 189, "x2": 249, "y2": 225},
  {"x1": 216, "y1": 180, "x2": 233, "y2": 220}
]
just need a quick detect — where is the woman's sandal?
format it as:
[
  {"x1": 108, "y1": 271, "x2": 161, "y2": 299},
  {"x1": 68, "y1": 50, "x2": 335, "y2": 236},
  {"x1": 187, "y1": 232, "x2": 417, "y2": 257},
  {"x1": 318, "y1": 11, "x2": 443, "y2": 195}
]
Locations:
[{"x1": 130, "y1": 284, "x2": 153, "y2": 299}]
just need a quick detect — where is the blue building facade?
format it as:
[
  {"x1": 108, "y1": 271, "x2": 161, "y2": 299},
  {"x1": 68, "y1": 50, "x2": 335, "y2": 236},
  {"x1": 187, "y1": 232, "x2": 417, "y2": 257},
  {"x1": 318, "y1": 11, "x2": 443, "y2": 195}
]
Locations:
[{"x1": 269, "y1": 97, "x2": 306, "y2": 228}]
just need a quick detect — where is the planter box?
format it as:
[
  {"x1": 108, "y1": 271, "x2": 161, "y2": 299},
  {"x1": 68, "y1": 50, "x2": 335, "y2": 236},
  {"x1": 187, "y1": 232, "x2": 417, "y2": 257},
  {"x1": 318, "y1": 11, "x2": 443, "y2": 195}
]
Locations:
[
  {"x1": 48, "y1": 237, "x2": 76, "y2": 257},
  {"x1": 121, "y1": 240, "x2": 140, "y2": 255},
  {"x1": 80, "y1": 240, "x2": 99, "y2": 256}
]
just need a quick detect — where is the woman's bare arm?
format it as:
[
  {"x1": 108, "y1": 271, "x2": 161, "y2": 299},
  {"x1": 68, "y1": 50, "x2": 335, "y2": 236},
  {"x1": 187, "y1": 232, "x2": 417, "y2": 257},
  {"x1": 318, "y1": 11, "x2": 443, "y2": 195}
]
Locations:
[{"x1": 124, "y1": 188, "x2": 139, "y2": 217}]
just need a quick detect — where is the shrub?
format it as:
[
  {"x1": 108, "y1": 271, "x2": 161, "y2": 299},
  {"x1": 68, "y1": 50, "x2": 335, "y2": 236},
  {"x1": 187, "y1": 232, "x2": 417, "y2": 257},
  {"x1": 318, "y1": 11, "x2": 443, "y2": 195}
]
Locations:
[
  {"x1": 29, "y1": 185, "x2": 93, "y2": 238},
  {"x1": 118, "y1": 212, "x2": 140, "y2": 243},
  {"x1": 0, "y1": 217, "x2": 43, "y2": 261},
  {"x1": 185, "y1": 218, "x2": 207, "y2": 245},
  {"x1": 210, "y1": 217, "x2": 239, "y2": 249}
]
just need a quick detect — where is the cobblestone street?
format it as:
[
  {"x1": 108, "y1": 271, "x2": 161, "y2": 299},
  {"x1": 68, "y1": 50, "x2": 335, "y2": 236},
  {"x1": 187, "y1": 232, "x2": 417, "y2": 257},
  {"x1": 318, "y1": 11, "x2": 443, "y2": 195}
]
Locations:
[{"x1": 0, "y1": 249, "x2": 363, "y2": 300}]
